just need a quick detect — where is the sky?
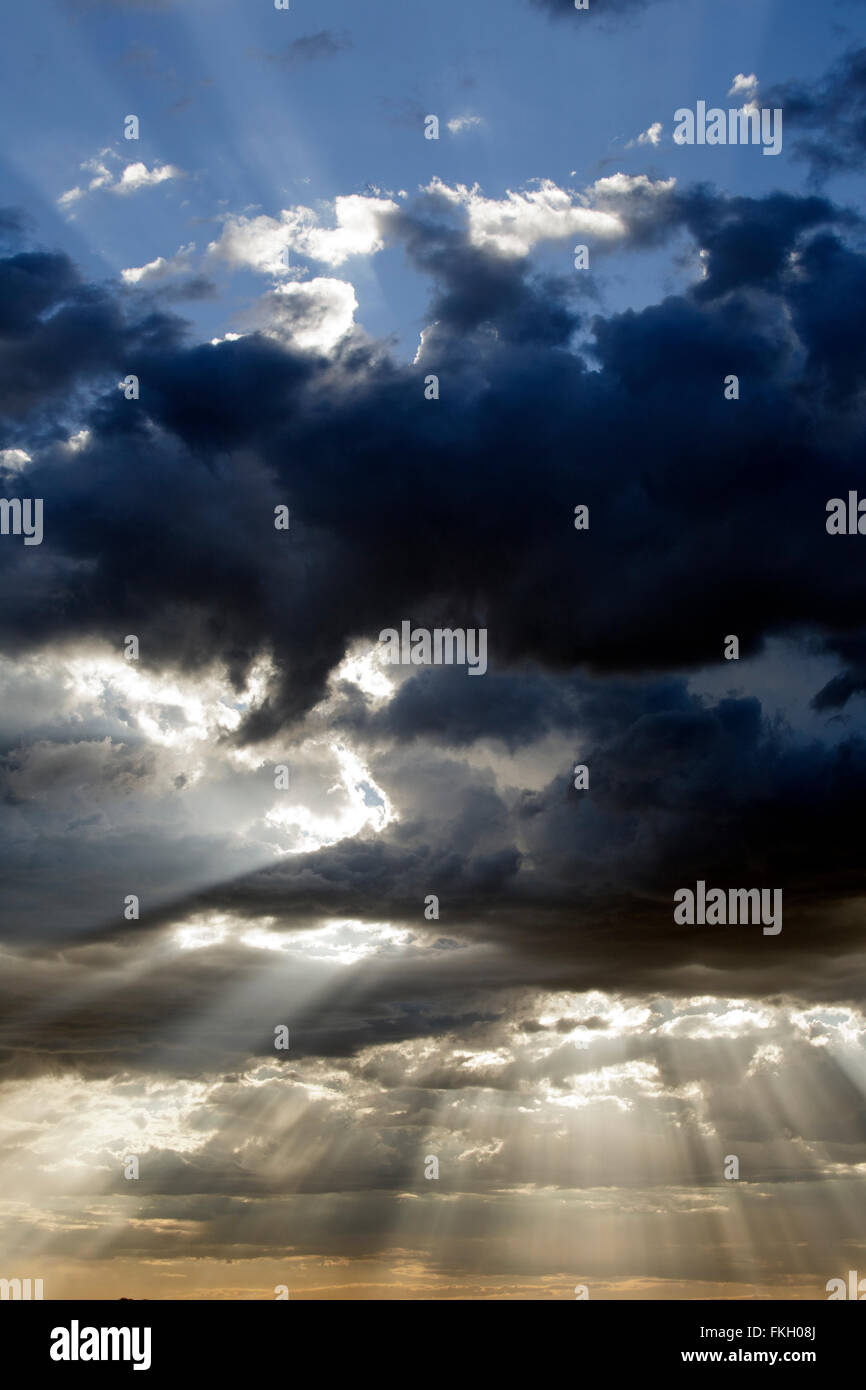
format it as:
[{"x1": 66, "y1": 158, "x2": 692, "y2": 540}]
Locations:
[{"x1": 1, "y1": 0, "x2": 866, "y2": 1300}]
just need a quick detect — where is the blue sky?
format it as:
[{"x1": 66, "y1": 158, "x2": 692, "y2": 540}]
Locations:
[{"x1": 5, "y1": 0, "x2": 864, "y2": 351}]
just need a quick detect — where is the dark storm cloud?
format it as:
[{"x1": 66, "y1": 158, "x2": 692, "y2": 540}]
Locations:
[
  {"x1": 0, "y1": 252, "x2": 79, "y2": 336},
  {"x1": 672, "y1": 188, "x2": 850, "y2": 299},
  {"x1": 0, "y1": 920, "x2": 510, "y2": 1080},
  {"x1": 2, "y1": 180, "x2": 866, "y2": 1008},
  {"x1": 1, "y1": 182, "x2": 862, "y2": 744},
  {"x1": 813, "y1": 632, "x2": 866, "y2": 710},
  {"x1": 5, "y1": 15, "x2": 866, "y2": 1301},
  {"x1": 784, "y1": 231, "x2": 866, "y2": 401},
  {"x1": 3, "y1": 663, "x2": 864, "y2": 1084},
  {"x1": 764, "y1": 47, "x2": 866, "y2": 182},
  {"x1": 331, "y1": 666, "x2": 582, "y2": 749},
  {"x1": 152, "y1": 675, "x2": 866, "y2": 1005},
  {"x1": 389, "y1": 202, "x2": 586, "y2": 344},
  {"x1": 0, "y1": 244, "x2": 182, "y2": 425}
]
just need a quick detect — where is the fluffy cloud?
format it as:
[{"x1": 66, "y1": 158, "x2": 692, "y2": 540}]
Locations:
[
  {"x1": 636, "y1": 121, "x2": 663, "y2": 145},
  {"x1": 728, "y1": 73, "x2": 759, "y2": 100},
  {"x1": 59, "y1": 158, "x2": 183, "y2": 207},
  {"x1": 208, "y1": 194, "x2": 398, "y2": 274},
  {"x1": 249, "y1": 278, "x2": 359, "y2": 352},
  {"x1": 422, "y1": 175, "x2": 630, "y2": 256},
  {"x1": 121, "y1": 243, "x2": 197, "y2": 285}
]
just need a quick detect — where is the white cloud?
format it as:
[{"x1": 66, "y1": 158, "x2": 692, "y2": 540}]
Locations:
[
  {"x1": 589, "y1": 172, "x2": 675, "y2": 198},
  {"x1": 208, "y1": 194, "x2": 397, "y2": 275},
  {"x1": 728, "y1": 73, "x2": 759, "y2": 100},
  {"x1": 113, "y1": 162, "x2": 182, "y2": 195},
  {"x1": 121, "y1": 243, "x2": 196, "y2": 285},
  {"x1": 412, "y1": 323, "x2": 436, "y2": 366},
  {"x1": 425, "y1": 174, "x2": 676, "y2": 258},
  {"x1": 447, "y1": 115, "x2": 483, "y2": 135},
  {"x1": 0, "y1": 448, "x2": 32, "y2": 473},
  {"x1": 425, "y1": 177, "x2": 623, "y2": 257},
  {"x1": 58, "y1": 158, "x2": 183, "y2": 209},
  {"x1": 121, "y1": 256, "x2": 171, "y2": 285},
  {"x1": 253, "y1": 277, "x2": 359, "y2": 353},
  {"x1": 84, "y1": 157, "x2": 114, "y2": 190},
  {"x1": 202, "y1": 173, "x2": 677, "y2": 288},
  {"x1": 637, "y1": 121, "x2": 663, "y2": 146}
]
